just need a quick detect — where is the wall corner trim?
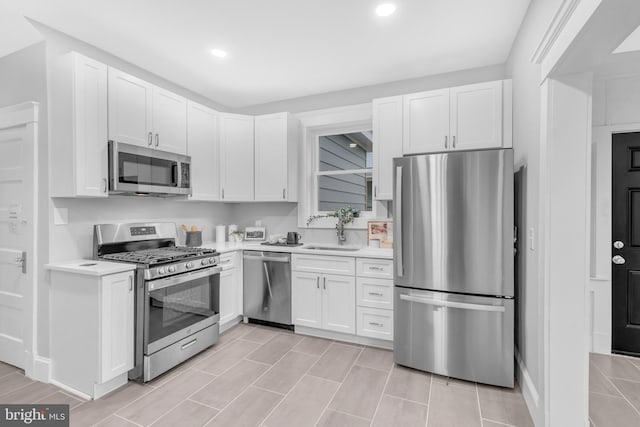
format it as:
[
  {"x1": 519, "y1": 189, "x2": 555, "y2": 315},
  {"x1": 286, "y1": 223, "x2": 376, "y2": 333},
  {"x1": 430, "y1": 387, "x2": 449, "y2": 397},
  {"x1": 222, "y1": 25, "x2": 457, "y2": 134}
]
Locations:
[
  {"x1": 530, "y1": 0, "x2": 580, "y2": 65},
  {"x1": 516, "y1": 348, "x2": 541, "y2": 425}
]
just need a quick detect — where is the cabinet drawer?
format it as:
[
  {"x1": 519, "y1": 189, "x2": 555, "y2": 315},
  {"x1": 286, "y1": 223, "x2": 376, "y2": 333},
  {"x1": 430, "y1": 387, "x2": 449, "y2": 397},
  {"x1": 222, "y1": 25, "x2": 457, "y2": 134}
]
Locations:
[
  {"x1": 220, "y1": 251, "x2": 239, "y2": 270},
  {"x1": 356, "y1": 258, "x2": 393, "y2": 279},
  {"x1": 292, "y1": 254, "x2": 355, "y2": 276},
  {"x1": 357, "y1": 307, "x2": 393, "y2": 341},
  {"x1": 356, "y1": 278, "x2": 393, "y2": 310}
]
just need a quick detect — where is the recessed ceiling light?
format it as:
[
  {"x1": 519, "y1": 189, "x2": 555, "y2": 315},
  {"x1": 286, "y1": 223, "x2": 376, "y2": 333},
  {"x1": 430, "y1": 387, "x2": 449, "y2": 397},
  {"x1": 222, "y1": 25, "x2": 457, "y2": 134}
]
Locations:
[
  {"x1": 375, "y1": 3, "x2": 396, "y2": 17},
  {"x1": 210, "y1": 49, "x2": 227, "y2": 58}
]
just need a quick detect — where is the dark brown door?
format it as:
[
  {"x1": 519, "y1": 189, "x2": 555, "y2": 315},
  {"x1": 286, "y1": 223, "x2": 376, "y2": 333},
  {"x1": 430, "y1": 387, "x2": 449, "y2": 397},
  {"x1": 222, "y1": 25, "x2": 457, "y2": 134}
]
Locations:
[{"x1": 612, "y1": 132, "x2": 640, "y2": 355}]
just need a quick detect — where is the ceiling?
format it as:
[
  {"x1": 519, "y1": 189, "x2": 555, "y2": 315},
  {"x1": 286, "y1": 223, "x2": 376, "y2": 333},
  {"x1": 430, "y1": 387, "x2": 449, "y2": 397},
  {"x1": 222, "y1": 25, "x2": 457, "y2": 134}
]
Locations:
[{"x1": 0, "y1": 0, "x2": 530, "y2": 109}]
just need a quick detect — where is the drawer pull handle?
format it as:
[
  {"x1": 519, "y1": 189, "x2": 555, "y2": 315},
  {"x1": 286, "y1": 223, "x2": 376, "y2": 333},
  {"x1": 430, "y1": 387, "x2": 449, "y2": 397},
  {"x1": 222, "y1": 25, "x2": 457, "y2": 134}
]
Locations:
[
  {"x1": 369, "y1": 322, "x2": 383, "y2": 327},
  {"x1": 221, "y1": 259, "x2": 231, "y2": 264},
  {"x1": 181, "y1": 339, "x2": 197, "y2": 350},
  {"x1": 368, "y1": 292, "x2": 384, "y2": 296},
  {"x1": 369, "y1": 266, "x2": 384, "y2": 271}
]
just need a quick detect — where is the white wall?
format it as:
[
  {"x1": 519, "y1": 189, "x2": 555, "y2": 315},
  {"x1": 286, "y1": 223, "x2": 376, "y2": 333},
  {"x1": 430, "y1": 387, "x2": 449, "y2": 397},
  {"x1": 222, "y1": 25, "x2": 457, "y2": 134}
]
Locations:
[{"x1": 504, "y1": 1, "x2": 562, "y2": 425}]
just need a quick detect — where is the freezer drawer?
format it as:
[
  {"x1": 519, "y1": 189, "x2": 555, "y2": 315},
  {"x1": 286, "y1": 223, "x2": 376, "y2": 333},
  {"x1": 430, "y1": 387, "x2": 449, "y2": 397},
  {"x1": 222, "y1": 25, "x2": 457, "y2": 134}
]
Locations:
[
  {"x1": 243, "y1": 251, "x2": 292, "y2": 325},
  {"x1": 394, "y1": 287, "x2": 514, "y2": 388}
]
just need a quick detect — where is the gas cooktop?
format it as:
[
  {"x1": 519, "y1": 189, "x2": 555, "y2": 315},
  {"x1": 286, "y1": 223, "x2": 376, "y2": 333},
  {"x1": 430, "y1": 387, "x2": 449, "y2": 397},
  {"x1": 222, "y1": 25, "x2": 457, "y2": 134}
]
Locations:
[{"x1": 101, "y1": 246, "x2": 217, "y2": 265}]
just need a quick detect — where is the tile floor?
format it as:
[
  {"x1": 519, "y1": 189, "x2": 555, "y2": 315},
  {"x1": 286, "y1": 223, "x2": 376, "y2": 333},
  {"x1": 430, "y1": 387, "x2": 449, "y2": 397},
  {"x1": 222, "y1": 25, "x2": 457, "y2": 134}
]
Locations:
[
  {"x1": 0, "y1": 323, "x2": 534, "y2": 426},
  {"x1": 589, "y1": 352, "x2": 640, "y2": 426}
]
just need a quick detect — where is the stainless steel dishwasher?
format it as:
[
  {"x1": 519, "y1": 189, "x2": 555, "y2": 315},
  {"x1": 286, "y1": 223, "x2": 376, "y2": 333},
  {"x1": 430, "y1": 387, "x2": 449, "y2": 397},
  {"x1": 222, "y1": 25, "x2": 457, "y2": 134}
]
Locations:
[{"x1": 243, "y1": 251, "x2": 292, "y2": 326}]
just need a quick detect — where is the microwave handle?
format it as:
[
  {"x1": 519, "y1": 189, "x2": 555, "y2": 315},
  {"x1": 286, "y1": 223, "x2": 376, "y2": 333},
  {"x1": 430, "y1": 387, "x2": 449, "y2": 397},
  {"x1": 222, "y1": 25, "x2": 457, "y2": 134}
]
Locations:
[{"x1": 172, "y1": 164, "x2": 178, "y2": 187}]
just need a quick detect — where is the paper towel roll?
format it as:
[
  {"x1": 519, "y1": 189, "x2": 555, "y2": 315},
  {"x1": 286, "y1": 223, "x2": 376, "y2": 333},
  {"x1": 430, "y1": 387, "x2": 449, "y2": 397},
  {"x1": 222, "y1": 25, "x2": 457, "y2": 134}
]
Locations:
[{"x1": 216, "y1": 225, "x2": 226, "y2": 245}]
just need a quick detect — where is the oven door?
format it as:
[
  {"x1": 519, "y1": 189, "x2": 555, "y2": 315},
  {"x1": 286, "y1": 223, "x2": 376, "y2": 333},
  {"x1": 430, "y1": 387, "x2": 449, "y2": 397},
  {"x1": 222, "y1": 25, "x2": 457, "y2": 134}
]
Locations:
[
  {"x1": 145, "y1": 266, "x2": 220, "y2": 355},
  {"x1": 109, "y1": 140, "x2": 191, "y2": 195}
]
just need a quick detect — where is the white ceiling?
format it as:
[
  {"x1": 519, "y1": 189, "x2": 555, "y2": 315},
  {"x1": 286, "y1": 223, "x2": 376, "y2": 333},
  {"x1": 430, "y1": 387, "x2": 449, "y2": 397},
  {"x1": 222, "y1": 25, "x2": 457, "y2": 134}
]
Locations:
[{"x1": 1, "y1": 0, "x2": 530, "y2": 109}]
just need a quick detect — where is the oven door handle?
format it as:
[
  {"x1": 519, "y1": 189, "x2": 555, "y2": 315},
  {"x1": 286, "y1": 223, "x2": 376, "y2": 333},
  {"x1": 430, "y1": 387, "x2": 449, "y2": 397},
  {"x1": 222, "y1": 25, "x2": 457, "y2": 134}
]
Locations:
[{"x1": 147, "y1": 266, "x2": 222, "y2": 291}]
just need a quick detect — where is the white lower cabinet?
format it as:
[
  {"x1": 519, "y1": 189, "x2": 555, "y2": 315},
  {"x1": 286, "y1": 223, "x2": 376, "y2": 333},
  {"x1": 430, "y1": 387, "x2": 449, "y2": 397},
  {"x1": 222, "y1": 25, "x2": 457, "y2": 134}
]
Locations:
[
  {"x1": 356, "y1": 258, "x2": 394, "y2": 341},
  {"x1": 48, "y1": 264, "x2": 135, "y2": 399},
  {"x1": 291, "y1": 272, "x2": 322, "y2": 329},
  {"x1": 219, "y1": 252, "x2": 243, "y2": 328},
  {"x1": 322, "y1": 274, "x2": 356, "y2": 334},
  {"x1": 356, "y1": 307, "x2": 393, "y2": 340}
]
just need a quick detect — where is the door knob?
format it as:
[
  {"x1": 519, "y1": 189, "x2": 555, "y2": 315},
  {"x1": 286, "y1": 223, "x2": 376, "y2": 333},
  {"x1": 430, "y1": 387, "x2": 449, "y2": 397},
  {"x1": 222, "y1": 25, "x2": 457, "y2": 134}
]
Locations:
[
  {"x1": 614, "y1": 241, "x2": 625, "y2": 249},
  {"x1": 613, "y1": 255, "x2": 626, "y2": 265}
]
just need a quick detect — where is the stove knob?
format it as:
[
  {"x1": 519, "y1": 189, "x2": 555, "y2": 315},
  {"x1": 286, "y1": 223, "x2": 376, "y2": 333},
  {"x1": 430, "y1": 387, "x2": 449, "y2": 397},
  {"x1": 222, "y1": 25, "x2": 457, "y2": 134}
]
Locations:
[
  {"x1": 157, "y1": 268, "x2": 166, "y2": 275},
  {"x1": 168, "y1": 265, "x2": 177, "y2": 273},
  {"x1": 186, "y1": 262, "x2": 193, "y2": 269},
  {"x1": 209, "y1": 257, "x2": 216, "y2": 264},
  {"x1": 201, "y1": 258, "x2": 209, "y2": 266}
]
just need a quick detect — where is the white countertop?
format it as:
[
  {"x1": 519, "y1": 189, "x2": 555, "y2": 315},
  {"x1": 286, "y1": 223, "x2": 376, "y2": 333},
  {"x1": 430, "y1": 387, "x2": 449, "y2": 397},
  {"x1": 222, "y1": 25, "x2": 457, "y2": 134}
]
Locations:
[
  {"x1": 45, "y1": 259, "x2": 136, "y2": 276},
  {"x1": 200, "y1": 241, "x2": 393, "y2": 259}
]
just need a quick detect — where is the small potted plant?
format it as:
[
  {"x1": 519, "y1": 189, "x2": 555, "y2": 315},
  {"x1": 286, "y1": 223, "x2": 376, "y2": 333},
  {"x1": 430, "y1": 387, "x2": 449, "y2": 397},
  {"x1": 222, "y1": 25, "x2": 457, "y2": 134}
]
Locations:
[{"x1": 307, "y1": 206, "x2": 360, "y2": 244}]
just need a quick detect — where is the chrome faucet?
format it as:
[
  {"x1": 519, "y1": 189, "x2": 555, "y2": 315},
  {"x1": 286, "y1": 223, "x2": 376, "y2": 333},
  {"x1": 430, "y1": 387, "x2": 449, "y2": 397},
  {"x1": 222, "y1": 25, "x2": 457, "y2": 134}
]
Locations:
[{"x1": 336, "y1": 210, "x2": 347, "y2": 244}]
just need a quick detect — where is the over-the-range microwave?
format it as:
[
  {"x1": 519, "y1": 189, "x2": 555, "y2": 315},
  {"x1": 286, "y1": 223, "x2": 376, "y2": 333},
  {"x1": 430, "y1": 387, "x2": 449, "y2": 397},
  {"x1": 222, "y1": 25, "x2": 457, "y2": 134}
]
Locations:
[{"x1": 108, "y1": 140, "x2": 191, "y2": 196}]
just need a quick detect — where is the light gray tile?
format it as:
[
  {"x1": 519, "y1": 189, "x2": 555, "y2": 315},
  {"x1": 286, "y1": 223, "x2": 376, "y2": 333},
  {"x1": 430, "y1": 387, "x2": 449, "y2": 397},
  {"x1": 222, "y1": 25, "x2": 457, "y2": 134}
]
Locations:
[
  {"x1": 242, "y1": 327, "x2": 280, "y2": 344},
  {"x1": 308, "y1": 343, "x2": 362, "y2": 382},
  {"x1": 610, "y1": 377, "x2": 640, "y2": 413},
  {"x1": 482, "y1": 420, "x2": 513, "y2": 427},
  {"x1": 190, "y1": 360, "x2": 269, "y2": 409},
  {"x1": 36, "y1": 391, "x2": 85, "y2": 409},
  {"x1": 0, "y1": 372, "x2": 34, "y2": 397},
  {"x1": 589, "y1": 392, "x2": 640, "y2": 427},
  {"x1": 116, "y1": 369, "x2": 215, "y2": 425},
  {"x1": 292, "y1": 336, "x2": 333, "y2": 356},
  {"x1": 384, "y1": 365, "x2": 431, "y2": 404},
  {"x1": 206, "y1": 386, "x2": 282, "y2": 427},
  {"x1": 246, "y1": 333, "x2": 302, "y2": 365},
  {"x1": 71, "y1": 382, "x2": 153, "y2": 427},
  {"x1": 254, "y1": 350, "x2": 319, "y2": 394},
  {"x1": 1, "y1": 380, "x2": 58, "y2": 403},
  {"x1": 372, "y1": 394, "x2": 428, "y2": 427},
  {"x1": 590, "y1": 362, "x2": 621, "y2": 397},
  {"x1": 427, "y1": 382, "x2": 482, "y2": 427},
  {"x1": 329, "y1": 365, "x2": 388, "y2": 419},
  {"x1": 217, "y1": 323, "x2": 254, "y2": 346},
  {"x1": 316, "y1": 410, "x2": 371, "y2": 427},
  {"x1": 96, "y1": 415, "x2": 138, "y2": 427},
  {"x1": 477, "y1": 384, "x2": 533, "y2": 427},
  {"x1": 590, "y1": 353, "x2": 640, "y2": 382},
  {"x1": 263, "y1": 375, "x2": 340, "y2": 427},
  {"x1": 356, "y1": 347, "x2": 394, "y2": 372},
  {"x1": 0, "y1": 362, "x2": 18, "y2": 378},
  {"x1": 194, "y1": 339, "x2": 261, "y2": 375},
  {"x1": 151, "y1": 400, "x2": 218, "y2": 427},
  {"x1": 432, "y1": 373, "x2": 476, "y2": 390}
]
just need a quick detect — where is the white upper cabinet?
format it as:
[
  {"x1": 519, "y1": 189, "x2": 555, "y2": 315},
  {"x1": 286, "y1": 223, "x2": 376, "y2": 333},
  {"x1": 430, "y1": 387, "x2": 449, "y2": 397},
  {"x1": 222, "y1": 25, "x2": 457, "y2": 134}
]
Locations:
[
  {"x1": 152, "y1": 87, "x2": 187, "y2": 154},
  {"x1": 450, "y1": 80, "x2": 503, "y2": 151},
  {"x1": 108, "y1": 68, "x2": 153, "y2": 148},
  {"x1": 50, "y1": 52, "x2": 109, "y2": 197},
  {"x1": 187, "y1": 101, "x2": 219, "y2": 201},
  {"x1": 219, "y1": 113, "x2": 255, "y2": 201},
  {"x1": 403, "y1": 88, "x2": 450, "y2": 154},
  {"x1": 254, "y1": 112, "x2": 298, "y2": 202},
  {"x1": 373, "y1": 96, "x2": 403, "y2": 200},
  {"x1": 108, "y1": 67, "x2": 187, "y2": 155}
]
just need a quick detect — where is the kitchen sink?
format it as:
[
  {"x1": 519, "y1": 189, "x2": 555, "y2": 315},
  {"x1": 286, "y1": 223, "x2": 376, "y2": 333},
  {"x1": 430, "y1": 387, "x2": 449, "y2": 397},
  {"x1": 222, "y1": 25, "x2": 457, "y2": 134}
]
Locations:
[{"x1": 303, "y1": 245, "x2": 361, "y2": 252}]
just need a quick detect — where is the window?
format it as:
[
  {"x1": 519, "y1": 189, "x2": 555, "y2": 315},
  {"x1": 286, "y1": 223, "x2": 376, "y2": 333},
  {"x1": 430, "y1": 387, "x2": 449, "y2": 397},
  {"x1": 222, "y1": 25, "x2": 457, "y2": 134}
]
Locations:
[{"x1": 316, "y1": 131, "x2": 373, "y2": 213}]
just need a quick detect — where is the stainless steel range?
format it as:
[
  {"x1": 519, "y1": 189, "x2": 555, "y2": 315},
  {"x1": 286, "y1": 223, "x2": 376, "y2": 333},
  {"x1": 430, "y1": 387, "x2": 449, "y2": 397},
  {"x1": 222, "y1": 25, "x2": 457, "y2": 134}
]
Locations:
[{"x1": 93, "y1": 222, "x2": 220, "y2": 382}]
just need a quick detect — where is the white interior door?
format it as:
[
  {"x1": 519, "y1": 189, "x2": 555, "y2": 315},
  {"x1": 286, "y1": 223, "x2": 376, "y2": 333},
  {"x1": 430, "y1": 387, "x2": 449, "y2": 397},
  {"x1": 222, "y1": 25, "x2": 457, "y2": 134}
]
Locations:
[{"x1": 0, "y1": 102, "x2": 38, "y2": 370}]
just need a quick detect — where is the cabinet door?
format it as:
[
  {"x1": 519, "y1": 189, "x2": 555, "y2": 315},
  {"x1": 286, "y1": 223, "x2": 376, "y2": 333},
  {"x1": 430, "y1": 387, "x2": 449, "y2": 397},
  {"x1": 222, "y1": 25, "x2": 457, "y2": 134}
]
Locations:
[
  {"x1": 449, "y1": 81, "x2": 503, "y2": 151},
  {"x1": 219, "y1": 268, "x2": 238, "y2": 325},
  {"x1": 322, "y1": 274, "x2": 356, "y2": 334},
  {"x1": 187, "y1": 102, "x2": 219, "y2": 201},
  {"x1": 107, "y1": 68, "x2": 153, "y2": 148},
  {"x1": 292, "y1": 272, "x2": 322, "y2": 329},
  {"x1": 373, "y1": 96, "x2": 403, "y2": 200},
  {"x1": 403, "y1": 89, "x2": 449, "y2": 154},
  {"x1": 100, "y1": 271, "x2": 134, "y2": 382},
  {"x1": 254, "y1": 113, "x2": 289, "y2": 201},
  {"x1": 219, "y1": 113, "x2": 254, "y2": 201},
  {"x1": 152, "y1": 87, "x2": 187, "y2": 154},
  {"x1": 73, "y1": 53, "x2": 108, "y2": 197}
]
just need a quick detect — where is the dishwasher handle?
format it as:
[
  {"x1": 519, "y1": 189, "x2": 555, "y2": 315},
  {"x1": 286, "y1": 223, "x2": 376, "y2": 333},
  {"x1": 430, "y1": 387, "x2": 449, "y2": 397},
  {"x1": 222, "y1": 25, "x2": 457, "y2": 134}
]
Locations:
[{"x1": 243, "y1": 252, "x2": 290, "y2": 263}]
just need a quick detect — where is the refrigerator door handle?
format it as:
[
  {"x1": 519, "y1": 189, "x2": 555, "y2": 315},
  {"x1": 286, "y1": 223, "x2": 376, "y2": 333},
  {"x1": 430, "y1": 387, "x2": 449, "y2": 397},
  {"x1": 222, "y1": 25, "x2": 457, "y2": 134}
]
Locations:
[
  {"x1": 399, "y1": 294, "x2": 506, "y2": 313},
  {"x1": 395, "y1": 165, "x2": 404, "y2": 277}
]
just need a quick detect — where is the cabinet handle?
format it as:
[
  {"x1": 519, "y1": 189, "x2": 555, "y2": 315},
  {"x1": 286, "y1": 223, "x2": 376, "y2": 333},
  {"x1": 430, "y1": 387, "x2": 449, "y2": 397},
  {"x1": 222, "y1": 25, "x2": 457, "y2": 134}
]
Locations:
[
  {"x1": 148, "y1": 132, "x2": 153, "y2": 146},
  {"x1": 369, "y1": 322, "x2": 383, "y2": 327},
  {"x1": 221, "y1": 188, "x2": 225, "y2": 199},
  {"x1": 221, "y1": 259, "x2": 231, "y2": 264},
  {"x1": 369, "y1": 266, "x2": 384, "y2": 271},
  {"x1": 323, "y1": 276, "x2": 326, "y2": 290},
  {"x1": 102, "y1": 178, "x2": 108, "y2": 193},
  {"x1": 444, "y1": 135, "x2": 448, "y2": 149},
  {"x1": 155, "y1": 133, "x2": 159, "y2": 147},
  {"x1": 374, "y1": 186, "x2": 377, "y2": 198},
  {"x1": 316, "y1": 276, "x2": 320, "y2": 289},
  {"x1": 129, "y1": 275, "x2": 133, "y2": 291},
  {"x1": 452, "y1": 135, "x2": 456, "y2": 148},
  {"x1": 368, "y1": 292, "x2": 384, "y2": 296},
  {"x1": 283, "y1": 188, "x2": 286, "y2": 199}
]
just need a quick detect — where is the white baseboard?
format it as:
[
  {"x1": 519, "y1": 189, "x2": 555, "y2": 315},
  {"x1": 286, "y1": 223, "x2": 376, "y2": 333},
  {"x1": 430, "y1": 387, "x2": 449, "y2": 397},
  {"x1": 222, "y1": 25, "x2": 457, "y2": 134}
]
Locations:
[
  {"x1": 515, "y1": 349, "x2": 542, "y2": 426},
  {"x1": 49, "y1": 379, "x2": 91, "y2": 401},
  {"x1": 32, "y1": 356, "x2": 51, "y2": 383},
  {"x1": 294, "y1": 326, "x2": 393, "y2": 350}
]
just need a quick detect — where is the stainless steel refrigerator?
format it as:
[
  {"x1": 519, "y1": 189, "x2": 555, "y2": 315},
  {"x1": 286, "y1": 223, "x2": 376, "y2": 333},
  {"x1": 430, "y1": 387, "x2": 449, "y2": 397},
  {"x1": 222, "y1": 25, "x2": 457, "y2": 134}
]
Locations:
[{"x1": 393, "y1": 148, "x2": 514, "y2": 388}]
